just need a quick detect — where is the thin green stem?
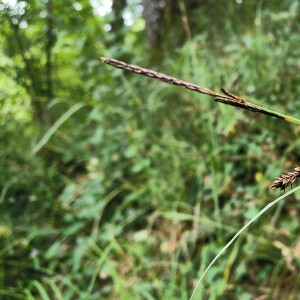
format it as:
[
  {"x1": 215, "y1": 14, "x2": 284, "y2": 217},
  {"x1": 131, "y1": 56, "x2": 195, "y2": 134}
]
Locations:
[{"x1": 190, "y1": 186, "x2": 300, "y2": 300}]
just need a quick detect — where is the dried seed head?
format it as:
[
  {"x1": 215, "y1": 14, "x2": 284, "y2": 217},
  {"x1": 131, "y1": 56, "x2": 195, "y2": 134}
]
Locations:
[{"x1": 270, "y1": 166, "x2": 300, "y2": 191}]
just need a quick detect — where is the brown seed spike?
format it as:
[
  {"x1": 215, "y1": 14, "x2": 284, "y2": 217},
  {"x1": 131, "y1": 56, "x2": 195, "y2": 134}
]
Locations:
[
  {"x1": 270, "y1": 166, "x2": 300, "y2": 191},
  {"x1": 99, "y1": 56, "x2": 300, "y2": 123}
]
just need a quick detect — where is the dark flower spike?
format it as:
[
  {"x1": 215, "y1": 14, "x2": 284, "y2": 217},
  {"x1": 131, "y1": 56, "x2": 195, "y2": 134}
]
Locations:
[
  {"x1": 270, "y1": 166, "x2": 300, "y2": 191},
  {"x1": 99, "y1": 57, "x2": 300, "y2": 125}
]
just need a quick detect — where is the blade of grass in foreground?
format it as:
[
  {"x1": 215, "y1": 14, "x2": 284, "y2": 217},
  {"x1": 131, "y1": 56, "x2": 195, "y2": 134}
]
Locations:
[
  {"x1": 99, "y1": 57, "x2": 300, "y2": 125},
  {"x1": 189, "y1": 186, "x2": 300, "y2": 300}
]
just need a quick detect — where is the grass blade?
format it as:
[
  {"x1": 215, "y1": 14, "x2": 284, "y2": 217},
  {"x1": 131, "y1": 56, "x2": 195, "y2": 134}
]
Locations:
[
  {"x1": 32, "y1": 102, "x2": 85, "y2": 155},
  {"x1": 190, "y1": 186, "x2": 300, "y2": 300}
]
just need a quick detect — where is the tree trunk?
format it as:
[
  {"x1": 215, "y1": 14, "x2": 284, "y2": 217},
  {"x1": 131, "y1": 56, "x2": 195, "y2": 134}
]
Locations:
[
  {"x1": 46, "y1": 0, "x2": 54, "y2": 101},
  {"x1": 142, "y1": 0, "x2": 188, "y2": 63},
  {"x1": 111, "y1": 0, "x2": 126, "y2": 33}
]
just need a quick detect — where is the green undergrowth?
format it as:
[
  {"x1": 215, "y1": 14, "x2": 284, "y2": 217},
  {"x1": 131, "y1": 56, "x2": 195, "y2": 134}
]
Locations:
[{"x1": 1, "y1": 2, "x2": 300, "y2": 299}]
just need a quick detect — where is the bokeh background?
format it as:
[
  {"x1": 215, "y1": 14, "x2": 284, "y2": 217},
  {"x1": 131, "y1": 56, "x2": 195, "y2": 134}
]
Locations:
[{"x1": 1, "y1": 0, "x2": 300, "y2": 299}]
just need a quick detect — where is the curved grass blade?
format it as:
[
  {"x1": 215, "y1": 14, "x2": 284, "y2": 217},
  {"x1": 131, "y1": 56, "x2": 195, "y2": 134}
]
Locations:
[
  {"x1": 189, "y1": 186, "x2": 300, "y2": 300},
  {"x1": 32, "y1": 102, "x2": 85, "y2": 155}
]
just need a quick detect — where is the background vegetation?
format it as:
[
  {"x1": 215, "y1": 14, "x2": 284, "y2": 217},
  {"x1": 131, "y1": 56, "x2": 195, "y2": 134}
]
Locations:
[{"x1": 1, "y1": 0, "x2": 300, "y2": 299}]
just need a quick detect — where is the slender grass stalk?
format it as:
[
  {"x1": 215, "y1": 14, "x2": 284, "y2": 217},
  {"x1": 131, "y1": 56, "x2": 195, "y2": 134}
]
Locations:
[
  {"x1": 32, "y1": 102, "x2": 85, "y2": 155},
  {"x1": 0, "y1": 289, "x2": 24, "y2": 299},
  {"x1": 43, "y1": 278, "x2": 63, "y2": 299},
  {"x1": 99, "y1": 57, "x2": 300, "y2": 125},
  {"x1": 28, "y1": 281, "x2": 51, "y2": 300},
  {"x1": 87, "y1": 243, "x2": 113, "y2": 295},
  {"x1": 189, "y1": 186, "x2": 300, "y2": 300}
]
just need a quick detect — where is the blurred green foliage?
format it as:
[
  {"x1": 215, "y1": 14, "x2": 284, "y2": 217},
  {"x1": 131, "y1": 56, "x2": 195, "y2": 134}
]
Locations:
[{"x1": 1, "y1": 0, "x2": 300, "y2": 299}]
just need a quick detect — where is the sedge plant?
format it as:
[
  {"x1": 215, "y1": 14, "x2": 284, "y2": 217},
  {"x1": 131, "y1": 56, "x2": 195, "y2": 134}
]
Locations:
[{"x1": 100, "y1": 57, "x2": 300, "y2": 299}]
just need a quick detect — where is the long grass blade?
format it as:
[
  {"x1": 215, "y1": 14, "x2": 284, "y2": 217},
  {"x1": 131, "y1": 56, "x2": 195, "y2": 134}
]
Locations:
[
  {"x1": 32, "y1": 102, "x2": 85, "y2": 155},
  {"x1": 189, "y1": 186, "x2": 300, "y2": 300}
]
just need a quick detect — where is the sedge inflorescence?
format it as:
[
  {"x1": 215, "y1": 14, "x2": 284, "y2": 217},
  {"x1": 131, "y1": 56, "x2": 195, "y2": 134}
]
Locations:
[{"x1": 270, "y1": 166, "x2": 300, "y2": 191}]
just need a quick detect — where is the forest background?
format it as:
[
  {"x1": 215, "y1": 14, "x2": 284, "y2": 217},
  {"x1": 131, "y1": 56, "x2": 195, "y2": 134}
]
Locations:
[{"x1": 1, "y1": 0, "x2": 300, "y2": 299}]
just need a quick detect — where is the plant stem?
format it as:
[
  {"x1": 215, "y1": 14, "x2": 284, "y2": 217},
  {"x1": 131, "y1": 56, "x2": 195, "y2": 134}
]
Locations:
[{"x1": 99, "y1": 57, "x2": 300, "y2": 125}]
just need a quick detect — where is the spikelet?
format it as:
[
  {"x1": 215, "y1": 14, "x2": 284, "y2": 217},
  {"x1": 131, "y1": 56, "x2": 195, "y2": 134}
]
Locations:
[{"x1": 270, "y1": 166, "x2": 300, "y2": 191}]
